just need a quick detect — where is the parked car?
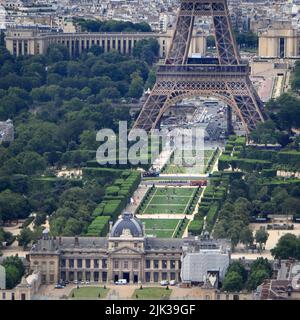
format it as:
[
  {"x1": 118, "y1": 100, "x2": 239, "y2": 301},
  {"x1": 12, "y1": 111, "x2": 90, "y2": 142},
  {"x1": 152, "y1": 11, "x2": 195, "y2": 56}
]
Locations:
[
  {"x1": 160, "y1": 280, "x2": 169, "y2": 286},
  {"x1": 115, "y1": 279, "x2": 127, "y2": 285},
  {"x1": 85, "y1": 281, "x2": 90, "y2": 285},
  {"x1": 169, "y1": 280, "x2": 176, "y2": 286},
  {"x1": 73, "y1": 280, "x2": 78, "y2": 285},
  {"x1": 54, "y1": 284, "x2": 64, "y2": 289}
]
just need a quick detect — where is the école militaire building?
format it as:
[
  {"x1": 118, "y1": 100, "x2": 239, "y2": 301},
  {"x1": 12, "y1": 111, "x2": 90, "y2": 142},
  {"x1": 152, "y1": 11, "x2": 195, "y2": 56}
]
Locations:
[{"x1": 28, "y1": 213, "x2": 230, "y2": 285}]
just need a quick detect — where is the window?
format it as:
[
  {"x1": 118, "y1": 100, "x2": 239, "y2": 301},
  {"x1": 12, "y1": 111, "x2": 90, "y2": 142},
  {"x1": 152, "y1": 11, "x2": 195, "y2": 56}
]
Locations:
[
  {"x1": 86, "y1": 259, "x2": 90, "y2": 269},
  {"x1": 2, "y1": 292, "x2": 6, "y2": 300},
  {"x1": 42, "y1": 274, "x2": 46, "y2": 284},
  {"x1": 24, "y1": 41, "x2": 28, "y2": 55},
  {"x1": 94, "y1": 271, "x2": 99, "y2": 282},
  {"x1": 13, "y1": 40, "x2": 17, "y2": 55},
  {"x1": 279, "y1": 37, "x2": 285, "y2": 58},
  {"x1": 102, "y1": 259, "x2": 107, "y2": 269},
  {"x1": 123, "y1": 260, "x2": 129, "y2": 269},
  {"x1": 114, "y1": 242, "x2": 118, "y2": 248},
  {"x1": 162, "y1": 260, "x2": 167, "y2": 269},
  {"x1": 233, "y1": 294, "x2": 239, "y2": 300},
  {"x1": 170, "y1": 260, "x2": 176, "y2": 269},
  {"x1": 114, "y1": 260, "x2": 119, "y2": 269},
  {"x1": 18, "y1": 41, "x2": 22, "y2": 55},
  {"x1": 69, "y1": 259, "x2": 74, "y2": 268},
  {"x1": 94, "y1": 259, "x2": 99, "y2": 268},
  {"x1": 145, "y1": 272, "x2": 151, "y2": 282},
  {"x1": 60, "y1": 259, "x2": 66, "y2": 268},
  {"x1": 154, "y1": 272, "x2": 159, "y2": 282},
  {"x1": 170, "y1": 272, "x2": 176, "y2": 280},
  {"x1": 102, "y1": 271, "x2": 107, "y2": 282},
  {"x1": 162, "y1": 272, "x2": 167, "y2": 280},
  {"x1": 133, "y1": 260, "x2": 139, "y2": 270},
  {"x1": 154, "y1": 260, "x2": 159, "y2": 269},
  {"x1": 77, "y1": 259, "x2": 82, "y2": 268},
  {"x1": 146, "y1": 260, "x2": 151, "y2": 269},
  {"x1": 49, "y1": 274, "x2": 55, "y2": 283},
  {"x1": 216, "y1": 294, "x2": 221, "y2": 300}
]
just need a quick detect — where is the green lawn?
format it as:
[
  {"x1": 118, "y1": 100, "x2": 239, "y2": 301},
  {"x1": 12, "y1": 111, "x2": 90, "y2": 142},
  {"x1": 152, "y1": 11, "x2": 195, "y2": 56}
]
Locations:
[
  {"x1": 69, "y1": 287, "x2": 109, "y2": 299},
  {"x1": 132, "y1": 287, "x2": 172, "y2": 300},
  {"x1": 162, "y1": 150, "x2": 214, "y2": 174},
  {"x1": 141, "y1": 219, "x2": 181, "y2": 238},
  {"x1": 140, "y1": 187, "x2": 197, "y2": 215}
]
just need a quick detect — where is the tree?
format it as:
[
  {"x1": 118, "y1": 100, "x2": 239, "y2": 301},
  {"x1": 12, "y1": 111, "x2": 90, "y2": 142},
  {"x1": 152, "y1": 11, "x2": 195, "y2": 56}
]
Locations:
[
  {"x1": 2, "y1": 255, "x2": 25, "y2": 289},
  {"x1": 247, "y1": 269, "x2": 270, "y2": 291},
  {"x1": 227, "y1": 261, "x2": 247, "y2": 283},
  {"x1": 222, "y1": 271, "x2": 244, "y2": 292},
  {"x1": 247, "y1": 258, "x2": 272, "y2": 290},
  {"x1": 240, "y1": 227, "x2": 254, "y2": 248},
  {"x1": 128, "y1": 72, "x2": 144, "y2": 99},
  {"x1": 79, "y1": 130, "x2": 98, "y2": 150},
  {"x1": 255, "y1": 228, "x2": 269, "y2": 251},
  {"x1": 0, "y1": 190, "x2": 31, "y2": 222},
  {"x1": 271, "y1": 233, "x2": 300, "y2": 259},
  {"x1": 17, "y1": 228, "x2": 34, "y2": 249}
]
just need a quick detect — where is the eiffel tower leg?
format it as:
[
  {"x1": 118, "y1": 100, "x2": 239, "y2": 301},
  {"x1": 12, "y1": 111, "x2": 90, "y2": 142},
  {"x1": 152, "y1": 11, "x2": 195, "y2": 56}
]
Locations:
[
  {"x1": 226, "y1": 105, "x2": 234, "y2": 136},
  {"x1": 133, "y1": 84, "x2": 169, "y2": 131}
]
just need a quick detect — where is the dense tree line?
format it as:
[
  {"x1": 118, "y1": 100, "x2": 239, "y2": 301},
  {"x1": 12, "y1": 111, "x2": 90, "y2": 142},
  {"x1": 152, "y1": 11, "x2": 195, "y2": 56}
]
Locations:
[
  {"x1": 74, "y1": 18, "x2": 152, "y2": 33},
  {"x1": 0, "y1": 38, "x2": 159, "y2": 226},
  {"x1": 213, "y1": 172, "x2": 300, "y2": 249}
]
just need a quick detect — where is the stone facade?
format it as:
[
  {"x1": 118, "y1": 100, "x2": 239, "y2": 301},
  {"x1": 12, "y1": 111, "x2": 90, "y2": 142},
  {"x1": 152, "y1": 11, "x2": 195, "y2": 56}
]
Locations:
[
  {"x1": 28, "y1": 213, "x2": 229, "y2": 286},
  {"x1": 258, "y1": 22, "x2": 300, "y2": 58},
  {"x1": 5, "y1": 28, "x2": 206, "y2": 59}
]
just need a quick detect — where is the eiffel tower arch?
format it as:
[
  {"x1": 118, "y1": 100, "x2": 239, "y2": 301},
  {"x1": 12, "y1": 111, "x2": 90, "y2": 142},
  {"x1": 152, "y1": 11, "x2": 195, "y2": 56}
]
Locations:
[{"x1": 133, "y1": 0, "x2": 266, "y2": 134}]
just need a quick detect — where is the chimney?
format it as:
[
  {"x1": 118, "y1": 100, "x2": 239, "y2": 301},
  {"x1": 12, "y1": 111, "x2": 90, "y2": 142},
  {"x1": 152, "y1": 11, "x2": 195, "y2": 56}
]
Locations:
[{"x1": 74, "y1": 236, "x2": 79, "y2": 247}]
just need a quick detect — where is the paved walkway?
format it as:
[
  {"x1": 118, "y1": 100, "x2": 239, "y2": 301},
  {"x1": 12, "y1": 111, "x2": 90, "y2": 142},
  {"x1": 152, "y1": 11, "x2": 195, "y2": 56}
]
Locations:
[
  {"x1": 122, "y1": 185, "x2": 150, "y2": 215},
  {"x1": 136, "y1": 213, "x2": 192, "y2": 220}
]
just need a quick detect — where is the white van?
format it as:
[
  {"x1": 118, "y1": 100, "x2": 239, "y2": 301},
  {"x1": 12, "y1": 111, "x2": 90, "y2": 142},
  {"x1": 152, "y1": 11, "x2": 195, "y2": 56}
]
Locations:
[{"x1": 115, "y1": 279, "x2": 127, "y2": 285}]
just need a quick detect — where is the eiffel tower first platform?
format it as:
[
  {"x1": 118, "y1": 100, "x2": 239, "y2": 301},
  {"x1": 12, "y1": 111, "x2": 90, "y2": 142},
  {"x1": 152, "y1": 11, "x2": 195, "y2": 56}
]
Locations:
[{"x1": 133, "y1": 0, "x2": 266, "y2": 134}]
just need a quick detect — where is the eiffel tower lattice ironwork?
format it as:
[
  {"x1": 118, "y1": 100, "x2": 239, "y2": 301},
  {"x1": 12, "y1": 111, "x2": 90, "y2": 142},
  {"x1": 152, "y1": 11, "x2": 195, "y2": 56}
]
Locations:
[{"x1": 133, "y1": 0, "x2": 266, "y2": 134}]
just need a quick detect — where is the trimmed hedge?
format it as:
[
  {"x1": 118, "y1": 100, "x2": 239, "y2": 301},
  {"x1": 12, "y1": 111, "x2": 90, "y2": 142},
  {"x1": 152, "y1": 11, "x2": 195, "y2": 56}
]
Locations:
[
  {"x1": 205, "y1": 203, "x2": 220, "y2": 232},
  {"x1": 189, "y1": 218, "x2": 204, "y2": 236},
  {"x1": 86, "y1": 216, "x2": 110, "y2": 236}
]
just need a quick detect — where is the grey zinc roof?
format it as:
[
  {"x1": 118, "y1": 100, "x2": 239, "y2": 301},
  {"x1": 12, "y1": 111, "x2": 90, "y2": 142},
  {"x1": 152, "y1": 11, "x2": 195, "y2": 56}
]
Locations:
[
  {"x1": 31, "y1": 237, "x2": 108, "y2": 253},
  {"x1": 145, "y1": 237, "x2": 185, "y2": 251},
  {"x1": 111, "y1": 213, "x2": 144, "y2": 237}
]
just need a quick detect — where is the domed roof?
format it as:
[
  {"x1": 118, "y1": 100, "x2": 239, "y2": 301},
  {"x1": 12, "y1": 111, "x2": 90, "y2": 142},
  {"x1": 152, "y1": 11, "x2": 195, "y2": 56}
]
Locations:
[{"x1": 111, "y1": 213, "x2": 144, "y2": 238}]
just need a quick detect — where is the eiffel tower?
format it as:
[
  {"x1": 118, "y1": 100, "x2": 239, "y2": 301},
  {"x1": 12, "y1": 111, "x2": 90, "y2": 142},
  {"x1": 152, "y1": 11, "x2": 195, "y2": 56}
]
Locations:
[{"x1": 133, "y1": 0, "x2": 266, "y2": 134}]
